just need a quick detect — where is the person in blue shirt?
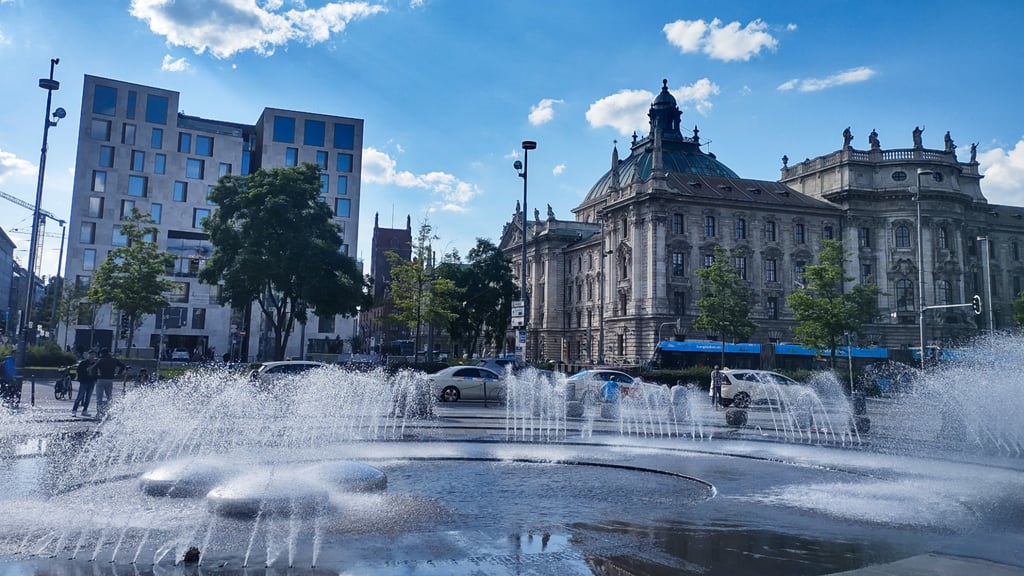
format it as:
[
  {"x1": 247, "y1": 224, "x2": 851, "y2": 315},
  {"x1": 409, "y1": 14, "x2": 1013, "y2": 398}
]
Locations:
[{"x1": 601, "y1": 377, "x2": 620, "y2": 403}]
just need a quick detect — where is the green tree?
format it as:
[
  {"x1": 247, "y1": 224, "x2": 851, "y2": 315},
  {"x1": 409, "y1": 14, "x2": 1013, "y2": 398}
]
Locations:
[
  {"x1": 693, "y1": 246, "x2": 757, "y2": 366},
  {"x1": 200, "y1": 163, "x2": 365, "y2": 361},
  {"x1": 87, "y1": 209, "x2": 174, "y2": 354},
  {"x1": 1012, "y1": 292, "x2": 1024, "y2": 328},
  {"x1": 787, "y1": 239, "x2": 880, "y2": 368},
  {"x1": 436, "y1": 239, "x2": 516, "y2": 358},
  {"x1": 385, "y1": 221, "x2": 459, "y2": 360},
  {"x1": 55, "y1": 282, "x2": 89, "y2": 349}
]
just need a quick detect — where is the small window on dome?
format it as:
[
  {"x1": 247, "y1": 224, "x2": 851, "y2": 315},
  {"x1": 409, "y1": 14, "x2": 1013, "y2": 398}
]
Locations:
[
  {"x1": 932, "y1": 172, "x2": 944, "y2": 182},
  {"x1": 892, "y1": 171, "x2": 907, "y2": 182}
]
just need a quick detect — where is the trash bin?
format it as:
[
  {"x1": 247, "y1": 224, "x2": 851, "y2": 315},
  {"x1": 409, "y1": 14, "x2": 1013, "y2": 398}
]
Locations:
[{"x1": 0, "y1": 377, "x2": 23, "y2": 408}]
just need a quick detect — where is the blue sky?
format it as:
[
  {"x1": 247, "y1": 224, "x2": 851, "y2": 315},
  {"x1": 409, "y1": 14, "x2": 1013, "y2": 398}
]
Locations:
[{"x1": 2, "y1": 0, "x2": 1024, "y2": 281}]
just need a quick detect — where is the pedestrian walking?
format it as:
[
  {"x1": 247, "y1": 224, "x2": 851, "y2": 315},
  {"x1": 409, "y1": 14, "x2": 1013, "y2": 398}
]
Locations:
[
  {"x1": 93, "y1": 348, "x2": 126, "y2": 416},
  {"x1": 72, "y1": 350, "x2": 98, "y2": 417},
  {"x1": 710, "y1": 365, "x2": 724, "y2": 409}
]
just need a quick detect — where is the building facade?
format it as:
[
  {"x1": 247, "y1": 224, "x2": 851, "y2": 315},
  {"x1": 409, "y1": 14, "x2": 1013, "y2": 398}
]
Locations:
[
  {"x1": 502, "y1": 80, "x2": 1023, "y2": 368},
  {"x1": 0, "y1": 227, "x2": 15, "y2": 337},
  {"x1": 362, "y1": 213, "x2": 413, "y2": 354},
  {"x1": 61, "y1": 75, "x2": 363, "y2": 360}
]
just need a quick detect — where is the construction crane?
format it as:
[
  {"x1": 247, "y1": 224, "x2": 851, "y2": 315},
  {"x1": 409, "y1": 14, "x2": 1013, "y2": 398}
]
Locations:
[{"x1": 0, "y1": 188, "x2": 65, "y2": 278}]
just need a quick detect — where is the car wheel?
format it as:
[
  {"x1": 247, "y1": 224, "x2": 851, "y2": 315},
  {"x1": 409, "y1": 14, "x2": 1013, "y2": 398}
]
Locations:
[
  {"x1": 441, "y1": 386, "x2": 460, "y2": 402},
  {"x1": 733, "y1": 392, "x2": 751, "y2": 409}
]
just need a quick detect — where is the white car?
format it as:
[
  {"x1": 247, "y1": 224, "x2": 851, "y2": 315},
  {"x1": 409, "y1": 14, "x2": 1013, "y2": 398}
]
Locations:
[
  {"x1": 171, "y1": 348, "x2": 190, "y2": 361},
  {"x1": 427, "y1": 366, "x2": 504, "y2": 402},
  {"x1": 719, "y1": 369, "x2": 806, "y2": 408},
  {"x1": 249, "y1": 360, "x2": 329, "y2": 387},
  {"x1": 566, "y1": 369, "x2": 642, "y2": 402}
]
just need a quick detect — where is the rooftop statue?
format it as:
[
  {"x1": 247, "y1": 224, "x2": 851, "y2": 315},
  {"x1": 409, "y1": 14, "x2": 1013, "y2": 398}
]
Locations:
[
  {"x1": 869, "y1": 129, "x2": 881, "y2": 150},
  {"x1": 843, "y1": 127, "x2": 853, "y2": 149},
  {"x1": 912, "y1": 126, "x2": 924, "y2": 148}
]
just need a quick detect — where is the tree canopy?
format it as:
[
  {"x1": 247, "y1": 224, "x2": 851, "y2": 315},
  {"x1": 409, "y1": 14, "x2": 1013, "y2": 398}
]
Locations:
[
  {"x1": 693, "y1": 245, "x2": 757, "y2": 365},
  {"x1": 786, "y1": 239, "x2": 880, "y2": 367},
  {"x1": 200, "y1": 163, "x2": 365, "y2": 360},
  {"x1": 87, "y1": 208, "x2": 174, "y2": 353}
]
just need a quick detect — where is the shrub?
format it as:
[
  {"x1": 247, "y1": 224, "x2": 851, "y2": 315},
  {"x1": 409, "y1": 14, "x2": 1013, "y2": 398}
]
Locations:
[{"x1": 27, "y1": 341, "x2": 77, "y2": 367}]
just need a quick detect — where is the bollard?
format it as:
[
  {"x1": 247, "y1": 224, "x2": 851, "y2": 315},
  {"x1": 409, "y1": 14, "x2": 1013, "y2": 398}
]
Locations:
[{"x1": 31, "y1": 375, "x2": 36, "y2": 406}]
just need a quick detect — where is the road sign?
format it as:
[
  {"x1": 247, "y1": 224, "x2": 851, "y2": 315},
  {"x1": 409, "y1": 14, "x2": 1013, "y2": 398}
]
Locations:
[{"x1": 511, "y1": 317, "x2": 524, "y2": 327}]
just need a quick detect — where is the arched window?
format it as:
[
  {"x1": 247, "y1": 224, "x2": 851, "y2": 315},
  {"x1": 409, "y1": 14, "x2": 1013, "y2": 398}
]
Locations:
[
  {"x1": 935, "y1": 280, "x2": 953, "y2": 305},
  {"x1": 895, "y1": 225, "x2": 911, "y2": 248},
  {"x1": 937, "y1": 227, "x2": 948, "y2": 249},
  {"x1": 896, "y1": 279, "x2": 914, "y2": 310}
]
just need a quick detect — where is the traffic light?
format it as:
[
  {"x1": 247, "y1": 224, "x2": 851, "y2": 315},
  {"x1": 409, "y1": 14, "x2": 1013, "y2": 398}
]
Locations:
[{"x1": 972, "y1": 295, "x2": 982, "y2": 315}]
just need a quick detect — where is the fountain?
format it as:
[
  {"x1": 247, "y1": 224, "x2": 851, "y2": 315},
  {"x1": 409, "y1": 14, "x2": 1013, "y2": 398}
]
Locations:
[{"x1": 0, "y1": 335, "x2": 1022, "y2": 575}]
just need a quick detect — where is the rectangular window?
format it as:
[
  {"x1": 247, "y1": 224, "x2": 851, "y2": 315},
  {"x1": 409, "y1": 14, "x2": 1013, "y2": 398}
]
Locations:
[
  {"x1": 219, "y1": 162, "x2": 232, "y2": 177},
  {"x1": 191, "y1": 308, "x2": 206, "y2": 330},
  {"x1": 168, "y1": 282, "x2": 190, "y2": 303},
  {"x1": 795, "y1": 223, "x2": 806, "y2": 244},
  {"x1": 173, "y1": 181, "x2": 188, "y2": 202},
  {"x1": 92, "y1": 170, "x2": 106, "y2": 192},
  {"x1": 704, "y1": 215, "x2": 716, "y2": 237},
  {"x1": 126, "y1": 90, "x2": 137, "y2": 119},
  {"x1": 859, "y1": 227, "x2": 871, "y2": 248},
  {"x1": 241, "y1": 150, "x2": 251, "y2": 176},
  {"x1": 317, "y1": 314, "x2": 335, "y2": 333},
  {"x1": 316, "y1": 150, "x2": 328, "y2": 170},
  {"x1": 207, "y1": 185, "x2": 216, "y2": 205},
  {"x1": 333, "y1": 123, "x2": 355, "y2": 149},
  {"x1": 734, "y1": 256, "x2": 747, "y2": 280},
  {"x1": 154, "y1": 153, "x2": 166, "y2": 174},
  {"x1": 150, "y1": 203, "x2": 162, "y2": 224},
  {"x1": 120, "y1": 199, "x2": 135, "y2": 219},
  {"x1": 195, "y1": 135, "x2": 213, "y2": 156},
  {"x1": 304, "y1": 120, "x2": 326, "y2": 146},
  {"x1": 766, "y1": 297, "x2": 778, "y2": 320},
  {"x1": 88, "y1": 196, "x2": 104, "y2": 218},
  {"x1": 83, "y1": 249, "x2": 97, "y2": 271},
  {"x1": 795, "y1": 261, "x2": 806, "y2": 285},
  {"x1": 861, "y1": 263, "x2": 873, "y2": 285},
  {"x1": 76, "y1": 276, "x2": 91, "y2": 291},
  {"x1": 285, "y1": 148, "x2": 298, "y2": 167},
  {"x1": 90, "y1": 119, "x2": 111, "y2": 141},
  {"x1": 145, "y1": 94, "x2": 169, "y2": 125},
  {"x1": 337, "y1": 174, "x2": 348, "y2": 194},
  {"x1": 178, "y1": 132, "x2": 192, "y2": 154},
  {"x1": 334, "y1": 198, "x2": 351, "y2": 218},
  {"x1": 672, "y1": 252, "x2": 685, "y2": 276},
  {"x1": 131, "y1": 150, "x2": 145, "y2": 171},
  {"x1": 80, "y1": 222, "x2": 95, "y2": 244},
  {"x1": 764, "y1": 221, "x2": 777, "y2": 242},
  {"x1": 99, "y1": 145, "x2": 115, "y2": 168},
  {"x1": 672, "y1": 213, "x2": 684, "y2": 235},
  {"x1": 122, "y1": 123, "x2": 136, "y2": 145},
  {"x1": 112, "y1": 226, "x2": 128, "y2": 247},
  {"x1": 703, "y1": 254, "x2": 715, "y2": 268},
  {"x1": 674, "y1": 291, "x2": 686, "y2": 316},
  {"x1": 193, "y1": 208, "x2": 210, "y2": 228},
  {"x1": 320, "y1": 174, "x2": 329, "y2": 194},
  {"x1": 186, "y1": 158, "x2": 205, "y2": 179},
  {"x1": 151, "y1": 127, "x2": 163, "y2": 149},
  {"x1": 765, "y1": 258, "x2": 777, "y2": 283},
  {"x1": 127, "y1": 175, "x2": 148, "y2": 197},
  {"x1": 823, "y1": 225, "x2": 834, "y2": 240},
  {"x1": 336, "y1": 153, "x2": 353, "y2": 172},
  {"x1": 735, "y1": 218, "x2": 747, "y2": 240},
  {"x1": 93, "y1": 85, "x2": 117, "y2": 116},
  {"x1": 273, "y1": 116, "x2": 296, "y2": 143}
]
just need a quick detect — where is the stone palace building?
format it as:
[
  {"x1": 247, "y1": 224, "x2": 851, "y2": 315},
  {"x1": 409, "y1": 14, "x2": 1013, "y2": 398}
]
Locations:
[{"x1": 500, "y1": 80, "x2": 1023, "y2": 367}]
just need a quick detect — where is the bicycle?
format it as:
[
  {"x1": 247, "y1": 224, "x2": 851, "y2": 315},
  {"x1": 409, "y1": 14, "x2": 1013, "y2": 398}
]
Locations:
[{"x1": 55, "y1": 365, "x2": 74, "y2": 400}]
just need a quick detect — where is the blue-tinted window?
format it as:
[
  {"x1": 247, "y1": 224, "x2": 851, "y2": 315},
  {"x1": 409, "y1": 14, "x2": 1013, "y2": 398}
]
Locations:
[
  {"x1": 304, "y1": 119, "x2": 326, "y2": 146},
  {"x1": 178, "y1": 133, "x2": 191, "y2": 153},
  {"x1": 122, "y1": 124, "x2": 136, "y2": 145},
  {"x1": 99, "y1": 146, "x2": 114, "y2": 168},
  {"x1": 112, "y1": 226, "x2": 128, "y2": 247},
  {"x1": 195, "y1": 135, "x2": 213, "y2": 156},
  {"x1": 333, "y1": 123, "x2": 354, "y2": 149},
  {"x1": 151, "y1": 128, "x2": 163, "y2": 149},
  {"x1": 93, "y1": 85, "x2": 117, "y2": 116},
  {"x1": 90, "y1": 119, "x2": 111, "y2": 141},
  {"x1": 241, "y1": 150, "x2": 251, "y2": 175},
  {"x1": 154, "y1": 154, "x2": 166, "y2": 174},
  {"x1": 186, "y1": 158, "x2": 204, "y2": 179},
  {"x1": 174, "y1": 181, "x2": 188, "y2": 202},
  {"x1": 336, "y1": 153, "x2": 352, "y2": 172},
  {"x1": 193, "y1": 208, "x2": 211, "y2": 229},
  {"x1": 335, "y1": 198, "x2": 350, "y2": 218},
  {"x1": 219, "y1": 163, "x2": 231, "y2": 177},
  {"x1": 92, "y1": 171, "x2": 106, "y2": 192},
  {"x1": 320, "y1": 174, "x2": 329, "y2": 194},
  {"x1": 337, "y1": 175, "x2": 348, "y2": 195},
  {"x1": 150, "y1": 203, "x2": 162, "y2": 224},
  {"x1": 273, "y1": 116, "x2": 296, "y2": 143},
  {"x1": 316, "y1": 150, "x2": 328, "y2": 170},
  {"x1": 80, "y1": 222, "x2": 95, "y2": 245},
  {"x1": 126, "y1": 91, "x2": 137, "y2": 119},
  {"x1": 131, "y1": 150, "x2": 145, "y2": 171},
  {"x1": 146, "y1": 94, "x2": 169, "y2": 125},
  {"x1": 127, "y1": 175, "x2": 148, "y2": 197},
  {"x1": 285, "y1": 148, "x2": 298, "y2": 167}
]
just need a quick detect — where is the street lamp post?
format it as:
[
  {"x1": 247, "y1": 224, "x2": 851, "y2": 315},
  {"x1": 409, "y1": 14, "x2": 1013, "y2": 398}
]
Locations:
[
  {"x1": 18, "y1": 58, "x2": 64, "y2": 372},
  {"x1": 977, "y1": 236, "x2": 994, "y2": 332},
  {"x1": 915, "y1": 169, "x2": 934, "y2": 370},
  {"x1": 514, "y1": 140, "x2": 536, "y2": 362}
]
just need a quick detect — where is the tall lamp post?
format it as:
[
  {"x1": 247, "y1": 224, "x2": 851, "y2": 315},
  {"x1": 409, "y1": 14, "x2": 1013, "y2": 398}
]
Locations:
[
  {"x1": 513, "y1": 140, "x2": 536, "y2": 362},
  {"x1": 19, "y1": 58, "x2": 65, "y2": 371},
  {"x1": 915, "y1": 169, "x2": 934, "y2": 370},
  {"x1": 977, "y1": 236, "x2": 994, "y2": 332}
]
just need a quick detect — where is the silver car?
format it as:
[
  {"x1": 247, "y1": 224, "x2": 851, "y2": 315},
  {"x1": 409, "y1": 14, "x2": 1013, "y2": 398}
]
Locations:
[
  {"x1": 719, "y1": 369, "x2": 804, "y2": 408},
  {"x1": 427, "y1": 366, "x2": 504, "y2": 402}
]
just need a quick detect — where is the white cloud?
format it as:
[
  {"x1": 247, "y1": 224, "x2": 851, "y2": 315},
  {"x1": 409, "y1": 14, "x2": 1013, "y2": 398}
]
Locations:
[
  {"x1": 528, "y1": 98, "x2": 563, "y2": 126},
  {"x1": 777, "y1": 66, "x2": 876, "y2": 92},
  {"x1": 664, "y1": 18, "x2": 778, "y2": 62},
  {"x1": 161, "y1": 54, "x2": 190, "y2": 72},
  {"x1": 0, "y1": 29, "x2": 8, "y2": 46},
  {"x1": 0, "y1": 149, "x2": 36, "y2": 181},
  {"x1": 552, "y1": 164, "x2": 565, "y2": 176},
  {"x1": 979, "y1": 138, "x2": 1024, "y2": 205},
  {"x1": 585, "y1": 78, "x2": 720, "y2": 136},
  {"x1": 129, "y1": 0, "x2": 387, "y2": 59},
  {"x1": 787, "y1": 23, "x2": 798, "y2": 31},
  {"x1": 362, "y1": 147, "x2": 479, "y2": 212}
]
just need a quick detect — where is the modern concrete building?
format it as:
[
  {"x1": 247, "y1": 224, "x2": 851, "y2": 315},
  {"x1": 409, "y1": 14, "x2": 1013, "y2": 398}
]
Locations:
[
  {"x1": 61, "y1": 75, "x2": 363, "y2": 360},
  {"x1": 0, "y1": 227, "x2": 15, "y2": 337},
  {"x1": 501, "y1": 80, "x2": 1024, "y2": 369}
]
